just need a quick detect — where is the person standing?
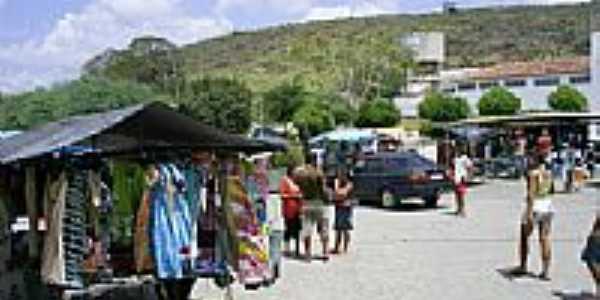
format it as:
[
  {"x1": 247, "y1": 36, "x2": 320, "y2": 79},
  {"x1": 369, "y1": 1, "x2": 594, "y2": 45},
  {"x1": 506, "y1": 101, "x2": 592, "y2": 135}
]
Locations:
[
  {"x1": 513, "y1": 154, "x2": 554, "y2": 280},
  {"x1": 453, "y1": 149, "x2": 472, "y2": 217},
  {"x1": 332, "y1": 170, "x2": 354, "y2": 254},
  {"x1": 537, "y1": 128, "x2": 553, "y2": 162},
  {"x1": 279, "y1": 165, "x2": 302, "y2": 257},
  {"x1": 294, "y1": 156, "x2": 329, "y2": 262}
]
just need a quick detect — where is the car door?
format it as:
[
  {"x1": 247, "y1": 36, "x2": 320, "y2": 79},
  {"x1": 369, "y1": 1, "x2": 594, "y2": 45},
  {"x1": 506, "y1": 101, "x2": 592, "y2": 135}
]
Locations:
[
  {"x1": 353, "y1": 158, "x2": 384, "y2": 202},
  {"x1": 383, "y1": 157, "x2": 411, "y2": 197}
]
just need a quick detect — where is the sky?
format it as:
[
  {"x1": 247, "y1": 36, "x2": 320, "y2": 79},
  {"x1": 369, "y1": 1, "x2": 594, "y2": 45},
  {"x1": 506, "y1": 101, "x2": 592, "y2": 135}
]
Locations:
[{"x1": 0, "y1": 0, "x2": 590, "y2": 94}]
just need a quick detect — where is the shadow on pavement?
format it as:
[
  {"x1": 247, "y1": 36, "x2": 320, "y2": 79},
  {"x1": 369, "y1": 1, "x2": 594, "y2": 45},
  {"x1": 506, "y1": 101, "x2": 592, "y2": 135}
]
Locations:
[
  {"x1": 360, "y1": 202, "x2": 450, "y2": 213},
  {"x1": 496, "y1": 267, "x2": 538, "y2": 281},
  {"x1": 552, "y1": 290, "x2": 597, "y2": 300}
]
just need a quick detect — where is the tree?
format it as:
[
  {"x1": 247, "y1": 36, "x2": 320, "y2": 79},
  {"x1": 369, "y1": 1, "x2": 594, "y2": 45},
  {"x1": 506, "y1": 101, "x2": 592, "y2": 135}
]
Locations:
[
  {"x1": 355, "y1": 99, "x2": 400, "y2": 128},
  {"x1": 263, "y1": 80, "x2": 307, "y2": 123},
  {"x1": 548, "y1": 85, "x2": 588, "y2": 112},
  {"x1": 477, "y1": 87, "x2": 521, "y2": 116},
  {"x1": 0, "y1": 77, "x2": 156, "y2": 129},
  {"x1": 418, "y1": 92, "x2": 471, "y2": 122},
  {"x1": 179, "y1": 77, "x2": 252, "y2": 134},
  {"x1": 292, "y1": 98, "x2": 334, "y2": 138}
]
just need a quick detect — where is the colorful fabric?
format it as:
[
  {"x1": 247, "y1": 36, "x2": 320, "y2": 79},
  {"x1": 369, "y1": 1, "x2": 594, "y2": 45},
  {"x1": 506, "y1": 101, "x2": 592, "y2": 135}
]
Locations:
[
  {"x1": 134, "y1": 192, "x2": 153, "y2": 273},
  {"x1": 226, "y1": 176, "x2": 269, "y2": 284},
  {"x1": 149, "y1": 164, "x2": 192, "y2": 279}
]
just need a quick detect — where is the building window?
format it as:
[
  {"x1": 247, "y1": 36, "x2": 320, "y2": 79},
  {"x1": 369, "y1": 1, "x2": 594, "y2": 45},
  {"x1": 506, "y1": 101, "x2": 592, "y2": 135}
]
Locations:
[
  {"x1": 504, "y1": 79, "x2": 527, "y2": 87},
  {"x1": 478, "y1": 81, "x2": 499, "y2": 90},
  {"x1": 569, "y1": 75, "x2": 591, "y2": 85},
  {"x1": 534, "y1": 77, "x2": 560, "y2": 87},
  {"x1": 457, "y1": 82, "x2": 476, "y2": 91}
]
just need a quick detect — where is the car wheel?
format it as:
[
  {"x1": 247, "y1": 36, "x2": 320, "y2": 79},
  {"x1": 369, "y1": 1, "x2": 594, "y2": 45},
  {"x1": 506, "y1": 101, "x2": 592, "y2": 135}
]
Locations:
[
  {"x1": 424, "y1": 192, "x2": 439, "y2": 208},
  {"x1": 380, "y1": 189, "x2": 394, "y2": 208}
]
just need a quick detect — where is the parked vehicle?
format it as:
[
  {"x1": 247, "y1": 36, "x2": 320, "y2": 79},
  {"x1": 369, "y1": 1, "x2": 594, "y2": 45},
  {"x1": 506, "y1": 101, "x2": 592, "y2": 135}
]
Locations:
[{"x1": 353, "y1": 151, "x2": 452, "y2": 208}]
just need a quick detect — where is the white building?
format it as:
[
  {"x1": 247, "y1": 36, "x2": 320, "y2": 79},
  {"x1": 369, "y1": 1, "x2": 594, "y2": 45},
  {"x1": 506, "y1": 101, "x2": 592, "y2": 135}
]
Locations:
[{"x1": 397, "y1": 1, "x2": 600, "y2": 116}]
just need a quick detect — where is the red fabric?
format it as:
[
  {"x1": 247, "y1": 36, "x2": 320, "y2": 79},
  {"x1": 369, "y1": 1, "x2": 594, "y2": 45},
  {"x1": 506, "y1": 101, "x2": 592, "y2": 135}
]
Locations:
[
  {"x1": 280, "y1": 176, "x2": 302, "y2": 220},
  {"x1": 455, "y1": 183, "x2": 467, "y2": 196}
]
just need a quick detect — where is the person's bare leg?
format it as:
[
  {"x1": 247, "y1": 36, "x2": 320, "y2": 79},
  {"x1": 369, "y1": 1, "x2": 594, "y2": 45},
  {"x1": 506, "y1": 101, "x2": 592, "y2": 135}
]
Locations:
[
  {"x1": 454, "y1": 191, "x2": 461, "y2": 215},
  {"x1": 332, "y1": 231, "x2": 341, "y2": 254},
  {"x1": 304, "y1": 236, "x2": 312, "y2": 261},
  {"x1": 343, "y1": 231, "x2": 351, "y2": 253},
  {"x1": 458, "y1": 195, "x2": 466, "y2": 217},
  {"x1": 518, "y1": 222, "x2": 533, "y2": 273},
  {"x1": 539, "y1": 221, "x2": 552, "y2": 280}
]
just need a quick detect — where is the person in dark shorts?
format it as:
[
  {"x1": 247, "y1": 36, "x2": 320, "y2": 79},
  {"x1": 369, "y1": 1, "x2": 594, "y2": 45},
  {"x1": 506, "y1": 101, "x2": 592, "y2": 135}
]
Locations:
[
  {"x1": 332, "y1": 170, "x2": 354, "y2": 254},
  {"x1": 582, "y1": 215, "x2": 600, "y2": 297},
  {"x1": 279, "y1": 165, "x2": 302, "y2": 257}
]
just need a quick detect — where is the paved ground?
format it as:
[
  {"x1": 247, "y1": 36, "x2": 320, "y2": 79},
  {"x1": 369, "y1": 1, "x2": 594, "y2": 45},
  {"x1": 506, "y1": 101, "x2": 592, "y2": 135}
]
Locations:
[{"x1": 191, "y1": 180, "x2": 599, "y2": 300}]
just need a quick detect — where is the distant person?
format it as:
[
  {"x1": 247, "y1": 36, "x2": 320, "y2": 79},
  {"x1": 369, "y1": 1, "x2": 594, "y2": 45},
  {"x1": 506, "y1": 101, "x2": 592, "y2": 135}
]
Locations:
[
  {"x1": 582, "y1": 215, "x2": 600, "y2": 298},
  {"x1": 514, "y1": 129, "x2": 527, "y2": 177},
  {"x1": 572, "y1": 158, "x2": 590, "y2": 192},
  {"x1": 280, "y1": 165, "x2": 302, "y2": 257},
  {"x1": 537, "y1": 128, "x2": 553, "y2": 161},
  {"x1": 332, "y1": 170, "x2": 354, "y2": 254},
  {"x1": 513, "y1": 154, "x2": 554, "y2": 280},
  {"x1": 294, "y1": 156, "x2": 329, "y2": 262},
  {"x1": 453, "y1": 149, "x2": 472, "y2": 217}
]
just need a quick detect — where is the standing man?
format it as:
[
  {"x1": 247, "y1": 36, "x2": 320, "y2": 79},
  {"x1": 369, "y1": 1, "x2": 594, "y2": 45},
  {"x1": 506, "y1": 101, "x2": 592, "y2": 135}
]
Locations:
[
  {"x1": 280, "y1": 165, "x2": 302, "y2": 257},
  {"x1": 294, "y1": 156, "x2": 329, "y2": 262},
  {"x1": 513, "y1": 153, "x2": 554, "y2": 280},
  {"x1": 537, "y1": 128, "x2": 553, "y2": 162}
]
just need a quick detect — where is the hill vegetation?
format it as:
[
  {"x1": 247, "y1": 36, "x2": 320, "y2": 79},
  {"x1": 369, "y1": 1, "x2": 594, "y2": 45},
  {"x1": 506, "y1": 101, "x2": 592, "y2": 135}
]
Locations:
[{"x1": 0, "y1": 3, "x2": 593, "y2": 131}]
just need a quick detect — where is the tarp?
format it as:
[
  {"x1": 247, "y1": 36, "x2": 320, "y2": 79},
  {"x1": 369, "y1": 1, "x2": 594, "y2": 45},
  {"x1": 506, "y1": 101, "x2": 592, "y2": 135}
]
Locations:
[
  {"x1": 449, "y1": 127, "x2": 496, "y2": 142},
  {"x1": 309, "y1": 129, "x2": 376, "y2": 145},
  {"x1": 0, "y1": 102, "x2": 275, "y2": 164}
]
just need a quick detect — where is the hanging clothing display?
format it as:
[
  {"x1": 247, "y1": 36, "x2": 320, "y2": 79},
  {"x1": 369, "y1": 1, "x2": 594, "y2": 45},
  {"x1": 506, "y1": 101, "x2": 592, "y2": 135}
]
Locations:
[
  {"x1": 226, "y1": 176, "x2": 269, "y2": 285},
  {"x1": 40, "y1": 172, "x2": 68, "y2": 285},
  {"x1": 149, "y1": 164, "x2": 192, "y2": 279},
  {"x1": 63, "y1": 168, "x2": 90, "y2": 288},
  {"x1": 134, "y1": 191, "x2": 153, "y2": 273}
]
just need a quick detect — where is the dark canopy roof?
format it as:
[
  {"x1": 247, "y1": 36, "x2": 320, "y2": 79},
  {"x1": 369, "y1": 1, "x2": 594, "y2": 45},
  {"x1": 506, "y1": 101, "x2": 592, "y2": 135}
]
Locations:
[{"x1": 0, "y1": 102, "x2": 274, "y2": 164}]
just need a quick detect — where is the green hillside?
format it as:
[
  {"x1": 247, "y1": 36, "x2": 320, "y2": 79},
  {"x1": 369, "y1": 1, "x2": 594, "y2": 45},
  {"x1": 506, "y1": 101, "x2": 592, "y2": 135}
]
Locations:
[{"x1": 180, "y1": 3, "x2": 591, "y2": 93}]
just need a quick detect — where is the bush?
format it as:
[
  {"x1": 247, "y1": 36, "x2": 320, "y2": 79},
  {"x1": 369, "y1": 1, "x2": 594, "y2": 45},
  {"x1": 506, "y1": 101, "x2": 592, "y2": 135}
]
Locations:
[
  {"x1": 548, "y1": 85, "x2": 588, "y2": 112},
  {"x1": 355, "y1": 99, "x2": 400, "y2": 128},
  {"x1": 477, "y1": 87, "x2": 521, "y2": 116},
  {"x1": 418, "y1": 92, "x2": 470, "y2": 122}
]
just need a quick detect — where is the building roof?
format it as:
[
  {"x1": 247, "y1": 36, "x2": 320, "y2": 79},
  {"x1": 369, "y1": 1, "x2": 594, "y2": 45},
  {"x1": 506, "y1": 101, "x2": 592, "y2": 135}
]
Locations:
[
  {"x1": 465, "y1": 56, "x2": 589, "y2": 80},
  {"x1": 454, "y1": 112, "x2": 600, "y2": 127},
  {"x1": 0, "y1": 102, "x2": 275, "y2": 164}
]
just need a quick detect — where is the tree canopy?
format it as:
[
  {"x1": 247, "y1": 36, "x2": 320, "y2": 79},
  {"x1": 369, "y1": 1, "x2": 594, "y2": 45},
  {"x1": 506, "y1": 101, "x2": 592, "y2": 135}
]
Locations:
[
  {"x1": 548, "y1": 85, "x2": 588, "y2": 112},
  {"x1": 355, "y1": 99, "x2": 400, "y2": 128},
  {"x1": 477, "y1": 87, "x2": 521, "y2": 116},
  {"x1": 292, "y1": 97, "x2": 334, "y2": 138},
  {"x1": 179, "y1": 77, "x2": 253, "y2": 134},
  {"x1": 418, "y1": 92, "x2": 471, "y2": 122}
]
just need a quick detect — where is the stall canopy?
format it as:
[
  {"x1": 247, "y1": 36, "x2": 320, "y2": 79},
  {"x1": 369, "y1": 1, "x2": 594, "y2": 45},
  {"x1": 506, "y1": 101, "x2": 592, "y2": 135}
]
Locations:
[
  {"x1": 449, "y1": 127, "x2": 496, "y2": 142},
  {"x1": 0, "y1": 102, "x2": 276, "y2": 164}
]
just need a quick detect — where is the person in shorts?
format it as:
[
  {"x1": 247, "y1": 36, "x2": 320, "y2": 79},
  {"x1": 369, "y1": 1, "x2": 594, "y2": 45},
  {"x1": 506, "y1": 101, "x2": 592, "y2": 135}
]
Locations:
[
  {"x1": 513, "y1": 153, "x2": 554, "y2": 280},
  {"x1": 453, "y1": 149, "x2": 472, "y2": 217},
  {"x1": 332, "y1": 169, "x2": 354, "y2": 254},
  {"x1": 294, "y1": 156, "x2": 329, "y2": 262}
]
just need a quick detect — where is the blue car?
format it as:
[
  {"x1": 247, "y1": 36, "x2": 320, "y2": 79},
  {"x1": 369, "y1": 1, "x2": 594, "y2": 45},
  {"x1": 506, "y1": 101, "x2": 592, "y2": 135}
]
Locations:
[{"x1": 353, "y1": 151, "x2": 452, "y2": 208}]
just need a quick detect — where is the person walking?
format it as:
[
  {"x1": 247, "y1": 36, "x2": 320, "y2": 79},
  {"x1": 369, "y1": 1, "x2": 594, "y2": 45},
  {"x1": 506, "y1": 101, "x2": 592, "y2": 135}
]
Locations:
[
  {"x1": 294, "y1": 156, "x2": 329, "y2": 262},
  {"x1": 513, "y1": 153, "x2": 554, "y2": 280},
  {"x1": 582, "y1": 215, "x2": 600, "y2": 297},
  {"x1": 453, "y1": 149, "x2": 472, "y2": 217},
  {"x1": 332, "y1": 170, "x2": 354, "y2": 254},
  {"x1": 279, "y1": 165, "x2": 302, "y2": 257}
]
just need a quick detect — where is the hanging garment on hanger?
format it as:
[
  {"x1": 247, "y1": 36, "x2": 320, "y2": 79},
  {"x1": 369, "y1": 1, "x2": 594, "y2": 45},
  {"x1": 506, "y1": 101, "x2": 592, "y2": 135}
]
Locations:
[
  {"x1": 63, "y1": 168, "x2": 90, "y2": 288},
  {"x1": 41, "y1": 172, "x2": 68, "y2": 285},
  {"x1": 149, "y1": 164, "x2": 192, "y2": 279},
  {"x1": 134, "y1": 191, "x2": 153, "y2": 273}
]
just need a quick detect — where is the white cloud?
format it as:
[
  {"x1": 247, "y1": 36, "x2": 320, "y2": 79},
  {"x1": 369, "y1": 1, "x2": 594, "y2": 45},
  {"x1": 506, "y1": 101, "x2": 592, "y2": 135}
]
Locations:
[
  {"x1": 303, "y1": 1, "x2": 391, "y2": 22},
  {"x1": 0, "y1": 0, "x2": 233, "y2": 93},
  {"x1": 216, "y1": 0, "x2": 313, "y2": 18},
  {"x1": 526, "y1": 0, "x2": 590, "y2": 4}
]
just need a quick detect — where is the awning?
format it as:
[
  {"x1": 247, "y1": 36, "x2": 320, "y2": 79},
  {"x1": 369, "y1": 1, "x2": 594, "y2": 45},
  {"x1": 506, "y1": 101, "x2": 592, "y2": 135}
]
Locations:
[
  {"x1": 309, "y1": 129, "x2": 376, "y2": 145},
  {"x1": 0, "y1": 102, "x2": 275, "y2": 164}
]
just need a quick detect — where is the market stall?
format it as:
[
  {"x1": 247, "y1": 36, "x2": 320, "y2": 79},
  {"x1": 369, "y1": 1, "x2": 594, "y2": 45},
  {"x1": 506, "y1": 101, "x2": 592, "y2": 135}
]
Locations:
[{"x1": 0, "y1": 102, "x2": 279, "y2": 300}]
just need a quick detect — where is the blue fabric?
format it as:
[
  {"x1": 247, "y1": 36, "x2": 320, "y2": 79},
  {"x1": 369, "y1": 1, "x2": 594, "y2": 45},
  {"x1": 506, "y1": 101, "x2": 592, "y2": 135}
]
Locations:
[{"x1": 149, "y1": 164, "x2": 192, "y2": 279}]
